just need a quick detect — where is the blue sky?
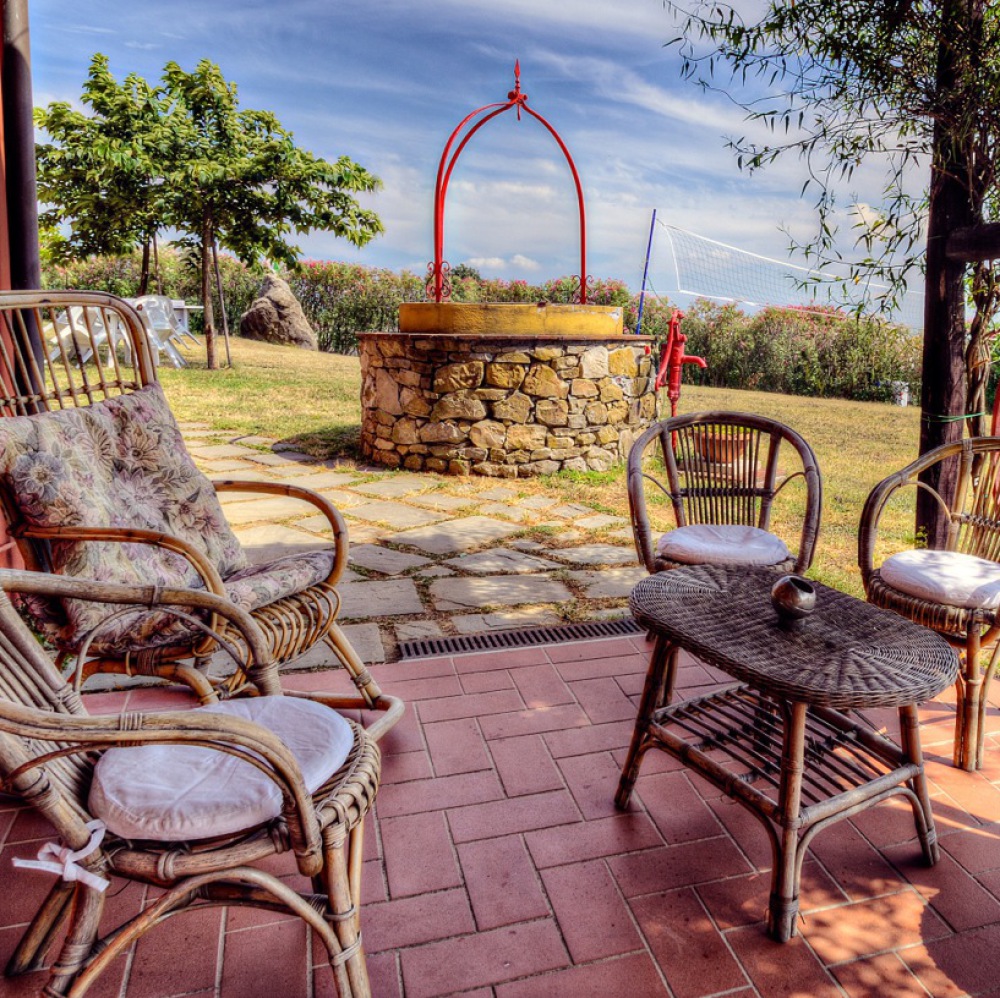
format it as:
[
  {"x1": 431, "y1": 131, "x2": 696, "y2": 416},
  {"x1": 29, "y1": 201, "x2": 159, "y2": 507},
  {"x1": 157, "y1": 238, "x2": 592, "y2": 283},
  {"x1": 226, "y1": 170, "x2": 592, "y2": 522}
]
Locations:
[{"x1": 29, "y1": 0, "x2": 908, "y2": 300}]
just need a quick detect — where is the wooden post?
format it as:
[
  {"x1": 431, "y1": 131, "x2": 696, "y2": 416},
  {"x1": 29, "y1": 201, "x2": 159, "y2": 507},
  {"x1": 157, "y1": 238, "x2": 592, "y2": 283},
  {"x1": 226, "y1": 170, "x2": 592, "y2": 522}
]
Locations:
[{"x1": 917, "y1": 0, "x2": 979, "y2": 548}]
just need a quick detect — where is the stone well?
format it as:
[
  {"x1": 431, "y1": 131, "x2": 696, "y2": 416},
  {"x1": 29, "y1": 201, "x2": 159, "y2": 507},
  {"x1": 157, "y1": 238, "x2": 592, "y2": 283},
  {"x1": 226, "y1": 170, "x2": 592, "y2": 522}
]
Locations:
[{"x1": 359, "y1": 302, "x2": 657, "y2": 477}]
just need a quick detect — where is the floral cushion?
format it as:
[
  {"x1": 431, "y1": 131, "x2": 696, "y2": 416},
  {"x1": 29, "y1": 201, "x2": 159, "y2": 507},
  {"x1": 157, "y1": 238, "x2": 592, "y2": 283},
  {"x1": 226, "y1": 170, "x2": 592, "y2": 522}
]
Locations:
[
  {"x1": 225, "y1": 550, "x2": 335, "y2": 611},
  {"x1": 0, "y1": 385, "x2": 249, "y2": 651}
]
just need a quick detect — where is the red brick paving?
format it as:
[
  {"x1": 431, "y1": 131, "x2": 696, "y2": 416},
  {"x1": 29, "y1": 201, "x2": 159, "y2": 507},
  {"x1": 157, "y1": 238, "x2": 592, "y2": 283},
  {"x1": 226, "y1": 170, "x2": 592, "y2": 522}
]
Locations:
[{"x1": 2, "y1": 636, "x2": 1000, "y2": 996}]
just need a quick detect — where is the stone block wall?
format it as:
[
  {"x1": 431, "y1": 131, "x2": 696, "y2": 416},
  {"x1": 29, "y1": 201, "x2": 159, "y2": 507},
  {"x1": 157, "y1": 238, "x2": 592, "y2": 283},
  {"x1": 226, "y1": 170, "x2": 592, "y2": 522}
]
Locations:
[{"x1": 359, "y1": 333, "x2": 657, "y2": 477}]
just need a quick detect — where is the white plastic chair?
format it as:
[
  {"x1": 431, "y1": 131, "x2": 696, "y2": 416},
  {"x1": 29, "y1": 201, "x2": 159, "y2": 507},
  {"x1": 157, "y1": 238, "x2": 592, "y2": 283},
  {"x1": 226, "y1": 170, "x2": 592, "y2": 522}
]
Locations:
[
  {"x1": 48, "y1": 306, "x2": 118, "y2": 366},
  {"x1": 132, "y1": 296, "x2": 188, "y2": 368},
  {"x1": 170, "y1": 299, "x2": 202, "y2": 345}
]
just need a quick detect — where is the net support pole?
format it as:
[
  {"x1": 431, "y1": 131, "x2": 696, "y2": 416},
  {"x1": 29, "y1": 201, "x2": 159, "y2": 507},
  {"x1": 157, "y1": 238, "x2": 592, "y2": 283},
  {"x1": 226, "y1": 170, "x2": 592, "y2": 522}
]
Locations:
[{"x1": 635, "y1": 209, "x2": 656, "y2": 335}]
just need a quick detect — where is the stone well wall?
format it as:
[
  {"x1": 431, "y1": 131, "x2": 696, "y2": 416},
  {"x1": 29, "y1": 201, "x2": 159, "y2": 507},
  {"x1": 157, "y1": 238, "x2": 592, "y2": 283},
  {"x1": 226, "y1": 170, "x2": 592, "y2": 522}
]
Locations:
[{"x1": 358, "y1": 333, "x2": 657, "y2": 477}]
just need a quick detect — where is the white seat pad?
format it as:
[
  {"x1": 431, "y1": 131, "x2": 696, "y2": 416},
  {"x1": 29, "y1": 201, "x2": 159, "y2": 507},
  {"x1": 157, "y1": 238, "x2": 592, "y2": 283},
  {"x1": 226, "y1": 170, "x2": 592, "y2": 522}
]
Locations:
[
  {"x1": 880, "y1": 548, "x2": 1000, "y2": 611},
  {"x1": 89, "y1": 697, "x2": 354, "y2": 842},
  {"x1": 656, "y1": 524, "x2": 790, "y2": 566}
]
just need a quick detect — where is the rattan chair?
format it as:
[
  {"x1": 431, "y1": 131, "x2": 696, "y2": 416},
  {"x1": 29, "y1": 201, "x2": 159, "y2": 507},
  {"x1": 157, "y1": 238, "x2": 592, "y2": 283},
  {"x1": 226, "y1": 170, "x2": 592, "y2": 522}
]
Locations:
[
  {"x1": 628, "y1": 411, "x2": 823, "y2": 575},
  {"x1": 860, "y1": 437, "x2": 1000, "y2": 770},
  {"x1": 0, "y1": 290, "x2": 400, "y2": 739},
  {"x1": 0, "y1": 568, "x2": 380, "y2": 997}
]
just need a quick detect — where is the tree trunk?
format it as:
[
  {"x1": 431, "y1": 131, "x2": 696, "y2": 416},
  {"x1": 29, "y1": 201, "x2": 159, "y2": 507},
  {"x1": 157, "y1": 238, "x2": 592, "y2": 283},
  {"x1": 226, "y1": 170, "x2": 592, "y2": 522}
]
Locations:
[
  {"x1": 201, "y1": 213, "x2": 217, "y2": 370},
  {"x1": 138, "y1": 239, "x2": 150, "y2": 296},
  {"x1": 916, "y1": 0, "x2": 976, "y2": 548}
]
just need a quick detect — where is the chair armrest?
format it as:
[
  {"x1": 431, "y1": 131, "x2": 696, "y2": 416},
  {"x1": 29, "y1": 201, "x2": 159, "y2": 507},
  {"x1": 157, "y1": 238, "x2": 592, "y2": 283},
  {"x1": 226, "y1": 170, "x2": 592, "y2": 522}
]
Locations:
[
  {"x1": 857, "y1": 453, "x2": 947, "y2": 591},
  {"x1": 0, "y1": 567, "x2": 282, "y2": 695},
  {"x1": 17, "y1": 524, "x2": 228, "y2": 596},
  {"x1": 212, "y1": 480, "x2": 349, "y2": 585},
  {"x1": 627, "y1": 424, "x2": 671, "y2": 573}
]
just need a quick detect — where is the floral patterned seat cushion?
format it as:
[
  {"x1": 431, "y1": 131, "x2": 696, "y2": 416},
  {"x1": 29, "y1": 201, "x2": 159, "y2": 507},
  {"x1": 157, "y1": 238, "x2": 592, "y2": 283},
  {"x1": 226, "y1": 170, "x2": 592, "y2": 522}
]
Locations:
[{"x1": 0, "y1": 384, "x2": 301, "y2": 653}]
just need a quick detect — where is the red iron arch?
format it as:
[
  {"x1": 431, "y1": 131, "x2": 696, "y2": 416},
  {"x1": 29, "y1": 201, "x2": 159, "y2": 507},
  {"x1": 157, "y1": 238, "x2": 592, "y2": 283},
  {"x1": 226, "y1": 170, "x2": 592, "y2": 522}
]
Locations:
[{"x1": 428, "y1": 62, "x2": 589, "y2": 303}]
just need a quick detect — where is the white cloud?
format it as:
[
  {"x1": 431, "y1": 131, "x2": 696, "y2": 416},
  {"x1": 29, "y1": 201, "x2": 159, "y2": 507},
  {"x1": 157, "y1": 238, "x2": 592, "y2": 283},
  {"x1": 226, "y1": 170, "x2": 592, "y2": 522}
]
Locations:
[
  {"x1": 468, "y1": 256, "x2": 507, "y2": 271},
  {"x1": 511, "y1": 254, "x2": 540, "y2": 271}
]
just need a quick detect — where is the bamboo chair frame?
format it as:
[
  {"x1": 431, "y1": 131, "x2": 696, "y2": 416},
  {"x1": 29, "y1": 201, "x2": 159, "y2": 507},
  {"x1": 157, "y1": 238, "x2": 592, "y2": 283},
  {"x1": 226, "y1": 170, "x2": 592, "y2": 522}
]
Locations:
[
  {"x1": 0, "y1": 568, "x2": 380, "y2": 997},
  {"x1": 859, "y1": 437, "x2": 1000, "y2": 770},
  {"x1": 627, "y1": 411, "x2": 823, "y2": 575},
  {"x1": 0, "y1": 290, "x2": 401, "y2": 738}
]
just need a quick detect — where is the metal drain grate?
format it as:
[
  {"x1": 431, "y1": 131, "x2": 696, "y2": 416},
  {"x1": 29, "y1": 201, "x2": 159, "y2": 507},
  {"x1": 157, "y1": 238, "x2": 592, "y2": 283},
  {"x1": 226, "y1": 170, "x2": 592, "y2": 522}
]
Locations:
[{"x1": 397, "y1": 616, "x2": 645, "y2": 659}]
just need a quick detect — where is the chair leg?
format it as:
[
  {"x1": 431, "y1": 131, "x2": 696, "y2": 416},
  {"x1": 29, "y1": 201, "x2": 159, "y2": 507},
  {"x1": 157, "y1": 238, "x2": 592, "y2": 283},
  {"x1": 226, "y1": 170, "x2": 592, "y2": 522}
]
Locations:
[
  {"x1": 5, "y1": 879, "x2": 75, "y2": 975},
  {"x1": 46, "y1": 884, "x2": 105, "y2": 997},
  {"x1": 955, "y1": 627, "x2": 986, "y2": 772},
  {"x1": 319, "y1": 825, "x2": 370, "y2": 998}
]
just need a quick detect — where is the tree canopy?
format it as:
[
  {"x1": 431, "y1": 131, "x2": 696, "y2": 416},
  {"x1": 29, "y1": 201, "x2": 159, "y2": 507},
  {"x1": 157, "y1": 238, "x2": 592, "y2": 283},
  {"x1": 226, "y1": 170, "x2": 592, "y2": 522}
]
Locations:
[
  {"x1": 34, "y1": 54, "x2": 384, "y2": 368},
  {"x1": 664, "y1": 0, "x2": 1000, "y2": 540}
]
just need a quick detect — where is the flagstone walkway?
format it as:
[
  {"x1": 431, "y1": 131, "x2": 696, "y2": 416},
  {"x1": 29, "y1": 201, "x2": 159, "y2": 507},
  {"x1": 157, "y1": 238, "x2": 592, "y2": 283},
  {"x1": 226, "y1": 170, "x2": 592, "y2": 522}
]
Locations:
[{"x1": 183, "y1": 426, "x2": 647, "y2": 664}]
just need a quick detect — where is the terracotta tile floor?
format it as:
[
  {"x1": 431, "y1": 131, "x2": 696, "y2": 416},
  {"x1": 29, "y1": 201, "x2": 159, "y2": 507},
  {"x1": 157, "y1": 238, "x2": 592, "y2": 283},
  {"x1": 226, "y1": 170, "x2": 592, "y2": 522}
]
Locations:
[{"x1": 2, "y1": 634, "x2": 1000, "y2": 997}]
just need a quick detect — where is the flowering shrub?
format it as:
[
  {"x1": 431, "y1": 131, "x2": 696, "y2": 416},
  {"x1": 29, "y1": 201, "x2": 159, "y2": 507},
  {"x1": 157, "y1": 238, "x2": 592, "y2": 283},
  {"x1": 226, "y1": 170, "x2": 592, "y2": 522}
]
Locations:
[
  {"x1": 43, "y1": 252, "x2": 922, "y2": 401},
  {"x1": 288, "y1": 262, "x2": 423, "y2": 353},
  {"x1": 680, "y1": 301, "x2": 921, "y2": 402}
]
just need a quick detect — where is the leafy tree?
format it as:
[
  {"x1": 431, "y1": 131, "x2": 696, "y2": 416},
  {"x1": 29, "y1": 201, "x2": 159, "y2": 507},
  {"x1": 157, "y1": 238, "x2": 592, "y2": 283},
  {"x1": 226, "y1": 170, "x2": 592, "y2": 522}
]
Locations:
[
  {"x1": 664, "y1": 0, "x2": 1000, "y2": 543},
  {"x1": 34, "y1": 56, "x2": 384, "y2": 369},
  {"x1": 33, "y1": 53, "x2": 172, "y2": 293},
  {"x1": 449, "y1": 262, "x2": 482, "y2": 282},
  {"x1": 158, "y1": 60, "x2": 383, "y2": 367}
]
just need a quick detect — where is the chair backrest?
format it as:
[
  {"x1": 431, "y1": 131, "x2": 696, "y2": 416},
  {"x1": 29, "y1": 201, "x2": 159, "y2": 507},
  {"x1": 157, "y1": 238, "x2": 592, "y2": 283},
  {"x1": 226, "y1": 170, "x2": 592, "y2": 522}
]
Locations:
[
  {"x1": 133, "y1": 295, "x2": 176, "y2": 330},
  {"x1": 0, "y1": 290, "x2": 157, "y2": 415},
  {"x1": 628, "y1": 410, "x2": 823, "y2": 573},
  {"x1": 0, "y1": 292, "x2": 236, "y2": 649}
]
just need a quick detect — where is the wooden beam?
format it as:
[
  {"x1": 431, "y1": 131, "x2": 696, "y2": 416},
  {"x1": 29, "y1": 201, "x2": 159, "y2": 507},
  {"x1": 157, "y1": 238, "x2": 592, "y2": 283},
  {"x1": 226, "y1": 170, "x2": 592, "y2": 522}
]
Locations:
[{"x1": 946, "y1": 223, "x2": 1000, "y2": 262}]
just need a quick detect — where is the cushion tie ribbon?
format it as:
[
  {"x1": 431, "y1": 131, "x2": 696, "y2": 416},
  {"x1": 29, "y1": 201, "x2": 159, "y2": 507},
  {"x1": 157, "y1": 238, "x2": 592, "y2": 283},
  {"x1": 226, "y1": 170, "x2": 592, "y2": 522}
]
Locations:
[{"x1": 13, "y1": 819, "x2": 109, "y2": 893}]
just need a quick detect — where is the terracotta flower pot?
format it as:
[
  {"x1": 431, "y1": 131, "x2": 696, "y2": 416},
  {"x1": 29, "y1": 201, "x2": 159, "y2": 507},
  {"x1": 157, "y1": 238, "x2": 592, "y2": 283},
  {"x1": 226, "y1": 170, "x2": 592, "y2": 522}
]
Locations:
[{"x1": 693, "y1": 430, "x2": 748, "y2": 464}]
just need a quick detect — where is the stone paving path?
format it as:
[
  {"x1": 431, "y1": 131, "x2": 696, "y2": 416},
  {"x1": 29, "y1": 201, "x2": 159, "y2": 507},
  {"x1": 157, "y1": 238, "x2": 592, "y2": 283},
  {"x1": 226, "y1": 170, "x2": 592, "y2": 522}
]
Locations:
[{"x1": 183, "y1": 425, "x2": 647, "y2": 664}]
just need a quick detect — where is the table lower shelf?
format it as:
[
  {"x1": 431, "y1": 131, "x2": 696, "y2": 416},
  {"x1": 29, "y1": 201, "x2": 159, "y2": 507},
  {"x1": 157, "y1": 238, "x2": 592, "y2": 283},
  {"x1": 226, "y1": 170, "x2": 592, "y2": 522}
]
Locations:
[
  {"x1": 621, "y1": 683, "x2": 935, "y2": 940},
  {"x1": 649, "y1": 684, "x2": 916, "y2": 824}
]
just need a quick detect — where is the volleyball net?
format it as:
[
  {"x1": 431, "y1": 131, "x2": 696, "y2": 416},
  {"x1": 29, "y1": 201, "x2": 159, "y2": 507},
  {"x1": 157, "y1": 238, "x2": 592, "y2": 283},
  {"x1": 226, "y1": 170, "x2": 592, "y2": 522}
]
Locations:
[{"x1": 655, "y1": 220, "x2": 925, "y2": 332}]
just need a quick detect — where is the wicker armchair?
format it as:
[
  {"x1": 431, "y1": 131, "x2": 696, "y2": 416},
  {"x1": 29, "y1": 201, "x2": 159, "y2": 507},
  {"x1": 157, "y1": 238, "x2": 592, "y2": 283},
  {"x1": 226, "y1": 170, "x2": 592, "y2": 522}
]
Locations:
[
  {"x1": 859, "y1": 437, "x2": 1000, "y2": 771},
  {"x1": 0, "y1": 290, "x2": 400, "y2": 738},
  {"x1": 628, "y1": 412, "x2": 822, "y2": 575},
  {"x1": 0, "y1": 569, "x2": 380, "y2": 997}
]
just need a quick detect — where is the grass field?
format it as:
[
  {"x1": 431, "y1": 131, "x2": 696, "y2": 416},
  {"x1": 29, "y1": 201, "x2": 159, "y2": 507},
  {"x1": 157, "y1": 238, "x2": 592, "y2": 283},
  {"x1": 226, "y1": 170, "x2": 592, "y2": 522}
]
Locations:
[{"x1": 161, "y1": 338, "x2": 924, "y2": 597}]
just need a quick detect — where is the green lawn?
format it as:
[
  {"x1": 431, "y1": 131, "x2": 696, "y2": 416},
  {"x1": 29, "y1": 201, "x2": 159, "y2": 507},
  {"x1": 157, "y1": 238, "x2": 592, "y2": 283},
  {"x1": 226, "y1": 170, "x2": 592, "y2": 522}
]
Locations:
[{"x1": 162, "y1": 338, "x2": 923, "y2": 597}]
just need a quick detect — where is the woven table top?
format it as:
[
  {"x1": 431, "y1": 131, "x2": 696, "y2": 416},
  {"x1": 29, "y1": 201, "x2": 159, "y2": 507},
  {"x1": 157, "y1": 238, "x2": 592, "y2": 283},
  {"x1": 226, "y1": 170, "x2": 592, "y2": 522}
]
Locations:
[{"x1": 630, "y1": 565, "x2": 959, "y2": 710}]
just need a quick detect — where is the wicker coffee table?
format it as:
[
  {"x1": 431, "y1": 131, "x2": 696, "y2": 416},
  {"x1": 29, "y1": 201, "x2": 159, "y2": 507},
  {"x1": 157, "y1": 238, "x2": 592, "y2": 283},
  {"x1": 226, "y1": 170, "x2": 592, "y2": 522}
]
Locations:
[{"x1": 617, "y1": 564, "x2": 959, "y2": 942}]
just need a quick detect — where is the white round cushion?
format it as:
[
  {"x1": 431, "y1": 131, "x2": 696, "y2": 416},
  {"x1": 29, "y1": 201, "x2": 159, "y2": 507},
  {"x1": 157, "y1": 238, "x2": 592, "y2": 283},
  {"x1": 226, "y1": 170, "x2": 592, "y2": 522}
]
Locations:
[
  {"x1": 880, "y1": 549, "x2": 1000, "y2": 611},
  {"x1": 89, "y1": 697, "x2": 354, "y2": 841},
  {"x1": 656, "y1": 524, "x2": 790, "y2": 567}
]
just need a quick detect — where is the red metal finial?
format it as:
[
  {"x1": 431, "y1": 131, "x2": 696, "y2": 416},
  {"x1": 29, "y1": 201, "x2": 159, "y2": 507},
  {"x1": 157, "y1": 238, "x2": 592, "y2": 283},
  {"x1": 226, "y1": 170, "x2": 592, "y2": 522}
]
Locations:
[{"x1": 508, "y1": 60, "x2": 527, "y2": 119}]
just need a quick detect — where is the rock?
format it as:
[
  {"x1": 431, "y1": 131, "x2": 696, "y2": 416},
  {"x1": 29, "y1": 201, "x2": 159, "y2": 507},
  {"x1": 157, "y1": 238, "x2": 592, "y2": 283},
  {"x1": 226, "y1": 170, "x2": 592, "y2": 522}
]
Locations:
[
  {"x1": 434, "y1": 361, "x2": 484, "y2": 393},
  {"x1": 523, "y1": 365, "x2": 569, "y2": 399},
  {"x1": 608, "y1": 347, "x2": 639, "y2": 377},
  {"x1": 535, "y1": 399, "x2": 569, "y2": 426},
  {"x1": 580, "y1": 346, "x2": 609, "y2": 378},
  {"x1": 239, "y1": 275, "x2": 317, "y2": 349},
  {"x1": 571, "y1": 378, "x2": 600, "y2": 397},
  {"x1": 376, "y1": 369, "x2": 403, "y2": 415},
  {"x1": 431, "y1": 396, "x2": 487, "y2": 421},
  {"x1": 493, "y1": 392, "x2": 532, "y2": 423},
  {"x1": 419, "y1": 422, "x2": 466, "y2": 444},
  {"x1": 485, "y1": 363, "x2": 527, "y2": 389},
  {"x1": 585, "y1": 401, "x2": 609, "y2": 425},
  {"x1": 469, "y1": 420, "x2": 507, "y2": 449},
  {"x1": 507, "y1": 424, "x2": 548, "y2": 450},
  {"x1": 391, "y1": 418, "x2": 420, "y2": 444}
]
